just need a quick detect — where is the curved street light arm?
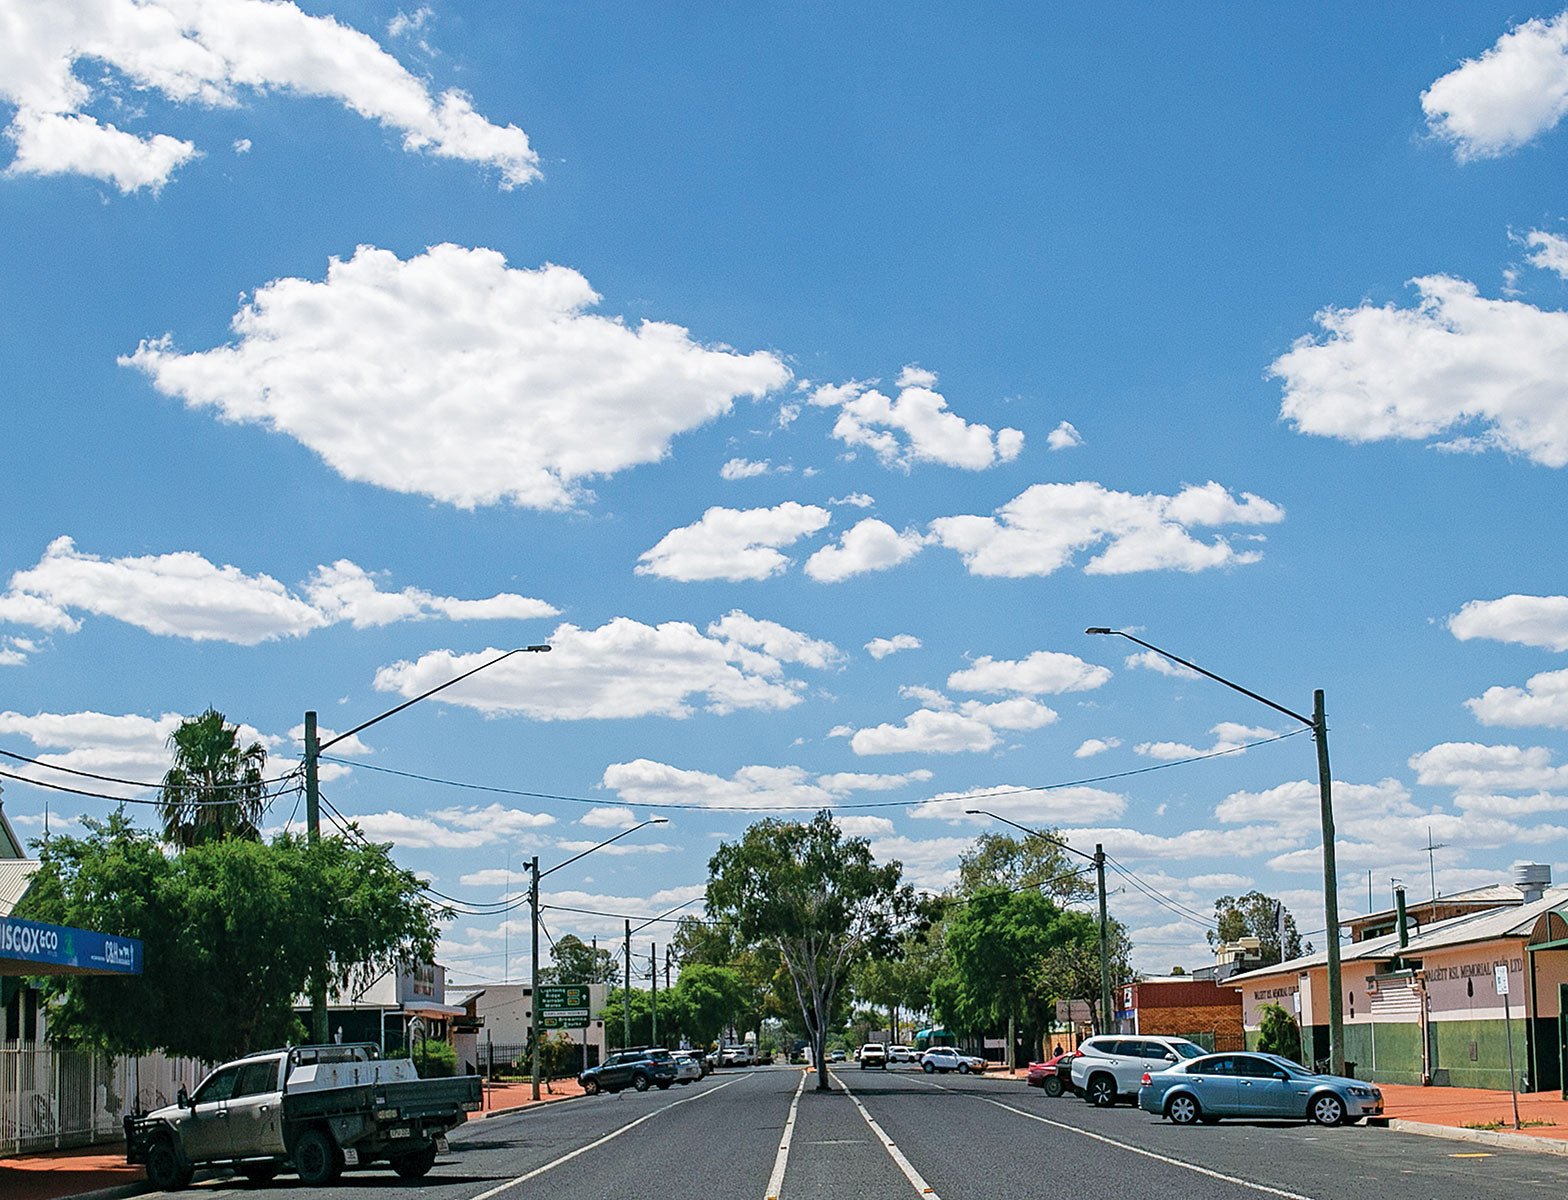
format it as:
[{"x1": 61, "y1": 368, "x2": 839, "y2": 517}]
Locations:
[{"x1": 1085, "y1": 629, "x2": 1310, "y2": 728}]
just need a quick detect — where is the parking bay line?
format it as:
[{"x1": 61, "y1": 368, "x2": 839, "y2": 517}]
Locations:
[
  {"x1": 833, "y1": 1072, "x2": 942, "y2": 1199},
  {"x1": 466, "y1": 1074, "x2": 745, "y2": 1200},
  {"x1": 764, "y1": 1069, "x2": 808, "y2": 1200},
  {"x1": 917, "y1": 1079, "x2": 1314, "y2": 1200}
]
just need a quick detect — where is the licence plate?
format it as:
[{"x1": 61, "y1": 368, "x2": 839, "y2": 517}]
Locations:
[
  {"x1": 435, "y1": 1136, "x2": 449, "y2": 1153},
  {"x1": 388, "y1": 1127, "x2": 412, "y2": 1139}
]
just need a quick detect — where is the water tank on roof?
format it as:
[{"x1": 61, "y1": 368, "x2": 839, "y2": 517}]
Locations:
[{"x1": 1514, "y1": 863, "x2": 1552, "y2": 903}]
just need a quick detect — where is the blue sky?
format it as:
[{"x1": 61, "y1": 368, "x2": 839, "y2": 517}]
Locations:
[{"x1": 6, "y1": 2, "x2": 1568, "y2": 982}]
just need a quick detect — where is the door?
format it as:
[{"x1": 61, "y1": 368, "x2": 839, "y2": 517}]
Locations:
[
  {"x1": 1233, "y1": 1055, "x2": 1300, "y2": 1117},
  {"x1": 225, "y1": 1059, "x2": 284, "y2": 1158},
  {"x1": 182, "y1": 1066, "x2": 240, "y2": 1160},
  {"x1": 1184, "y1": 1056, "x2": 1239, "y2": 1115}
]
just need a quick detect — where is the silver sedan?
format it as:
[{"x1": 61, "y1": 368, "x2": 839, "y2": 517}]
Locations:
[{"x1": 1138, "y1": 1052, "x2": 1383, "y2": 1126}]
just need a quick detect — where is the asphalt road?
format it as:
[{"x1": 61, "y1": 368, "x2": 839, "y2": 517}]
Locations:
[{"x1": 154, "y1": 1065, "x2": 1568, "y2": 1200}]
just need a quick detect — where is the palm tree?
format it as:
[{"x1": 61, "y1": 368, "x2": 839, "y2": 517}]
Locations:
[{"x1": 158, "y1": 708, "x2": 269, "y2": 847}]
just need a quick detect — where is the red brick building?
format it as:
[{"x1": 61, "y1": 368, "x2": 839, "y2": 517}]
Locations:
[{"x1": 1115, "y1": 976, "x2": 1246, "y2": 1051}]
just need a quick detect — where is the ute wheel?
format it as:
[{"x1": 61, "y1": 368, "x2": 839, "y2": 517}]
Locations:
[
  {"x1": 632, "y1": 1072, "x2": 651, "y2": 1092},
  {"x1": 144, "y1": 1140, "x2": 191, "y2": 1192},
  {"x1": 1043, "y1": 1076, "x2": 1064, "y2": 1098},
  {"x1": 294, "y1": 1128, "x2": 342, "y2": 1187},
  {"x1": 391, "y1": 1144, "x2": 438, "y2": 1180},
  {"x1": 238, "y1": 1163, "x2": 279, "y2": 1182},
  {"x1": 1310, "y1": 1093, "x2": 1346, "y2": 1127},
  {"x1": 1166, "y1": 1094, "x2": 1201, "y2": 1125},
  {"x1": 583, "y1": 1077, "x2": 600, "y2": 1095},
  {"x1": 1086, "y1": 1075, "x2": 1117, "y2": 1108},
  {"x1": 922, "y1": 1061, "x2": 936, "y2": 1074}
]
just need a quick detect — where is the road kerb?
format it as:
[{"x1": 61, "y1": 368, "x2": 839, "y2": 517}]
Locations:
[{"x1": 1384, "y1": 1118, "x2": 1568, "y2": 1157}]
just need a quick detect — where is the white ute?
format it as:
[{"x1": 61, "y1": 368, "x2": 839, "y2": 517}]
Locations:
[{"x1": 124, "y1": 1043, "x2": 481, "y2": 1190}]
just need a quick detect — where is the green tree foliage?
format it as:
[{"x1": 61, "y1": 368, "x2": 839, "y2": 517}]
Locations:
[
  {"x1": 18, "y1": 812, "x2": 443, "y2": 1061},
  {"x1": 157, "y1": 708, "x2": 269, "y2": 848},
  {"x1": 1256, "y1": 1002, "x2": 1302, "y2": 1063},
  {"x1": 539, "y1": 934, "x2": 616, "y2": 985},
  {"x1": 932, "y1": 887, "x2": 1082, "y2": 1052},
  {"x1": 706, "y1": 812, "x2": 915, "y2": 1090},
  {"x1": 1037, "y1": 911, "x2": 1134, "y2": 1035},
  {"x1": 668, "y1": 964, "x2": 751, "y2": 1048},
  {"x1": 956, "y1": 832, "x2": 1092, "y2": 901},
  {"x1": 1206, "y1": 891, "x2": 1304, "y2": 966},
  {"x1": 600, "y1": 986, "x2": 653, "y2": 1048}
]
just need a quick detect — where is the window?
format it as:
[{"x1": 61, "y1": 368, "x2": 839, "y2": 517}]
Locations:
[
  {"x1": 192, "y1": 1067, "x2": 241, "y2": 1106},
  {"x1": 233, "y1": 1061, "x2": 280, "y2": 1098},
  {"x1": 1191, "y1": 1057, "x2": 1236, "y2": 1076}
]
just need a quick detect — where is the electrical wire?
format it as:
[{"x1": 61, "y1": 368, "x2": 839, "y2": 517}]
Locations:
[
  {"x1": 316, "y1": 728, "x2": 1308, "y2": 815},
  {"x1": 0, "y1": 765, "x2": 299, "y2": 809},
  {"x1": 0, "y1": 746, "x2": 302, "y2": 793}
]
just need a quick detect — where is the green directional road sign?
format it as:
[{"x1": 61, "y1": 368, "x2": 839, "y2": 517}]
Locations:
[{"x1": 538, "y1": 983, "x2": 590, "y2": 1029}]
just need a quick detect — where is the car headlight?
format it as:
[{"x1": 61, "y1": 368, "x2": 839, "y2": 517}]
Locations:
[{"x1": 1347, "y1": 1087, "x2": 1371, "y2": 1098}]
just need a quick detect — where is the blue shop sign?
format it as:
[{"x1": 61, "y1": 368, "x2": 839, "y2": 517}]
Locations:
[{"x1": 0, "y1": 916, "x2": 142, "y2": 975}]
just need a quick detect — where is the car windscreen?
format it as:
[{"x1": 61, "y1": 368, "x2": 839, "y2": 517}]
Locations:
[{"x1": 1168, "y1": 1041, "x2": 1207, "y2": 1059}]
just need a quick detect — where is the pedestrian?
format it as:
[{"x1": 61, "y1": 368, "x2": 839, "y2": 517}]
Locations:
[{"x1": 1053, "y1": 1043, "x2": 1063, "y2": 1057}]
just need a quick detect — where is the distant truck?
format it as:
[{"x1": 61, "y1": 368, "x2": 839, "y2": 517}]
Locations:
[{"x1": 124, "y1": 1043, "x2": 481, "y2": 1191}]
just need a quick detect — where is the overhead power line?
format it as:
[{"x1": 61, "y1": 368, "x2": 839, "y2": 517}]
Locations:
[
  {"x1": 317, "y1": 728, "x2": 1308, "y2": 815},
  {"x1": 0, "y1": 746, "x2": 301, "y2": 793}
]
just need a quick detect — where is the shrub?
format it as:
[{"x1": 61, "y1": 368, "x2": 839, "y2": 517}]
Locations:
[{"x1": 1256, "y1": 1003, "x2": 1301, "y2": 1063}]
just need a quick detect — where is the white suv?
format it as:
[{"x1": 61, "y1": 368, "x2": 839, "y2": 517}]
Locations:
[{"x1": 1067, "y1": 1036, "x2": 1208, "y2": 1106}]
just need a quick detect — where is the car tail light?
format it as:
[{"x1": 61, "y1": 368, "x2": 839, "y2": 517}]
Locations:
[{"x1": 1140, "y1": 1073, "x2": 1152, "y2": 1085}]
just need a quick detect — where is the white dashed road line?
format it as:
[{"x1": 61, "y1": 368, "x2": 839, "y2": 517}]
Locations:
[
  {"x1": 833, "y1": 1071, "x2": 942, "y2": 1199},
  {"x1": 764, "y1": 1069, "x2": 809, "y2": 1200}
]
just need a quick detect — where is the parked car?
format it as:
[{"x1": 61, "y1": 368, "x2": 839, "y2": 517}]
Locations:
[
  {"x1": 859, "y1": 1043, "x2": 888, "y2": 1070},
  {"x1": 1026, "y1": 1051, "x2": 1073, "y2": 1097},
  {"x1": 671, "y1": 1054, "x2": 703, "y2": 1085},
  {"x1": 1067, "y1": 1036, "x2": 1208, "y2": 1107},
  {"x1": 887, "y1": 1044, "x2": 916, "y2": 1064},
  {"x1": 579, "y1": 1048, "x2": 679, "y2": 1095},
  {"x1": 1138, "y1": 1052, "x2": 1384, "y2": 1126},
  {"x1": 920, "y1": 1047, "x2": 987, "y2": 1074},
  {"x1": 718, "y1": 1044, "x2": 757, "y2": 1067}
]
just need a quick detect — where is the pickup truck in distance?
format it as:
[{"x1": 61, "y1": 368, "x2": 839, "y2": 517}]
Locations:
[{"x1": 124, "y1": 1043, "x2": 481, "y2": 1190}]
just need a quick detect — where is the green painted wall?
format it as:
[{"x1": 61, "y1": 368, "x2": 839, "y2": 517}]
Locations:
[
  {"x1": 1432, "y1": 1018, "x2": 1532, "y2": 1092},
  {"x1": 1345, "y1": 1023, "x2": 1423, "y2": 1085}
]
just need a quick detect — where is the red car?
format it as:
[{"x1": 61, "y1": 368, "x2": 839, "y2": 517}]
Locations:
[{"x1": 1025, "y1": 1051, "x2": 1073, "y2": 1097}]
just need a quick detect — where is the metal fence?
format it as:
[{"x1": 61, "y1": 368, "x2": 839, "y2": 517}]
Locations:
[{"x1": 0, "y1": 1043, "x2": 207, "y2": 1155}]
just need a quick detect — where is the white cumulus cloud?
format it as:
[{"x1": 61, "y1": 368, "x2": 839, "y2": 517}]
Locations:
[
  {"x1": 1047, "y1": 420, "x2": 1083, "y2": 450},
  {"x1": 1409, "y1": 741, "x2": 1568, "y2": 791},
  {"x1": 1272, "y1": 276, "x2": 1568, "y2": 466},
  {"x1": 1466, "y1": 668, "x2": 1568, "y2": 728},
  {"x1": 372, "y1": 614, "x2": 833, "y2": 720},
  {"x1": 1450, "y1": 594, "x2": 1568, "y2": 651},
  {"x1": 947, "y1": 650, "x2": 1111, "y2": 696},
  {"x1": 865, "y1": 634, "x2": 921, "y2": 660},
  {"x1": 638, "y1": 503, "x2": 831, "y2": 582},
  {"x1": 809, "y1": 366, "x2": 1024, "y2": 470},
  {"x1": 927, "y1": 480, "x2": 1282, "y2": 577},
  {"x1": 1135, "y1": 722, "x2": 1278, "y2": 761},
  {"x1": 1422, "y1": 12, "x2": 1568, "y2": 161},
  {"x1": 1528, "y1": 230, "x2": 1568, "y2": 279},
  {"x1": 803, "y1": 519, "x2": 925, "y2": 583},
  {"x1": 0, "y1": 537, "x2": 552, "y2": 647},
  {"x1": 0, "y1": 0, "x2": 540, "y2": 192},
  {"x1": 124, "y1": 245, "x2": 790, "y2": 510},
  {"x1": 1074, "y1": 737, "x2": 1121, "y2": 758}
]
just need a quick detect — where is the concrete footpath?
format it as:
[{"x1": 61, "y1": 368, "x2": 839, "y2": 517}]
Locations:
[{"x1": 0, "y1": 1078, "x2": 585, "y2": 1200}]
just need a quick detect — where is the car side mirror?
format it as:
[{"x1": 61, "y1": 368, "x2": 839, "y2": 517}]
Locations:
[
  {"x1": 176, "y1": 1086, "x2": 190, "y2": 1110},
  {"x1": 1163, "y1": 1053, "x2": 1178, "y2": 1062},
  {"x1": 1272, "y1": 1070, "x2": 1289, "y2": 1080}
]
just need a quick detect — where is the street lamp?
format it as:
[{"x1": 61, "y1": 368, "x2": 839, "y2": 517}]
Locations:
[
  {"x1": 1086, "y1": 626, "x2": 1344, "y2": 1075},
  {"x1": 302, "y1": 644, "x2": 551, "y2": 1042},
  {"x1": 529, "y1": 817, "x2": 669, "y2": 1100},
  {"x1": 964, "y1": 808, "x2": 1114, "y2": 1039}
]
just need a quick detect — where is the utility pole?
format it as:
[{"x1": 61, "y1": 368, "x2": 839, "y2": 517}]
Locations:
[
  {"x1": 665, "y1": 945, "x2": 671, "y2": 992},
  {"x1": 623, "y1": 919, "x2": 632, "y2": 1049},
  {"x1": 1313, "y1": 690, "x2": 1344, "y2": 1076},
  {"x1": 1095, "y1": 844, "x2": 1112, "y2": 1034},
  {"x1": 650, "y1": 943, "x2": 658, "y2": 1045},
  {"x1": 304, "y1": 711, "x2": 328, "y2": 1043},
  {"x1": 529, "y1": 855, "x2": 541, "y2": 1102}
]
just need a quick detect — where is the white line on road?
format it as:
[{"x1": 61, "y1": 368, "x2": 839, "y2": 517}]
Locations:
[
  {"x1": 834, "y1": 1072, "x2": 942, "y2": 1199},
  {"x1": 465, "y1": 1075, "x2": 743, "y2": 1200},
  {"x1": 764, "y1": 1069, "x2": 808, "y2": 1200},
  {"x1": 919, "y1": 1081, "x2": 1314, "y2": 1200}
]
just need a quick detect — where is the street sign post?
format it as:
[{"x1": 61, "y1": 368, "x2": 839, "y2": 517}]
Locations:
[{"x1": 1496, "y1": 964, "x2": 1521, "y2": 1130}]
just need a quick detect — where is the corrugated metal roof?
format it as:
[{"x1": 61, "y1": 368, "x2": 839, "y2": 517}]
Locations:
[
  {"x1": 0, "y1": 860, "x2": 41, "y2": 916},
  {"x1": 1227, "y1": 886, "x2": 1568, "y2": 987}
]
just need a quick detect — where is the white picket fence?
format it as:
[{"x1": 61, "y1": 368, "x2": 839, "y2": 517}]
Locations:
[{"x1": 0, "y1": 1043, "x2": 207, "y2": 1155}]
